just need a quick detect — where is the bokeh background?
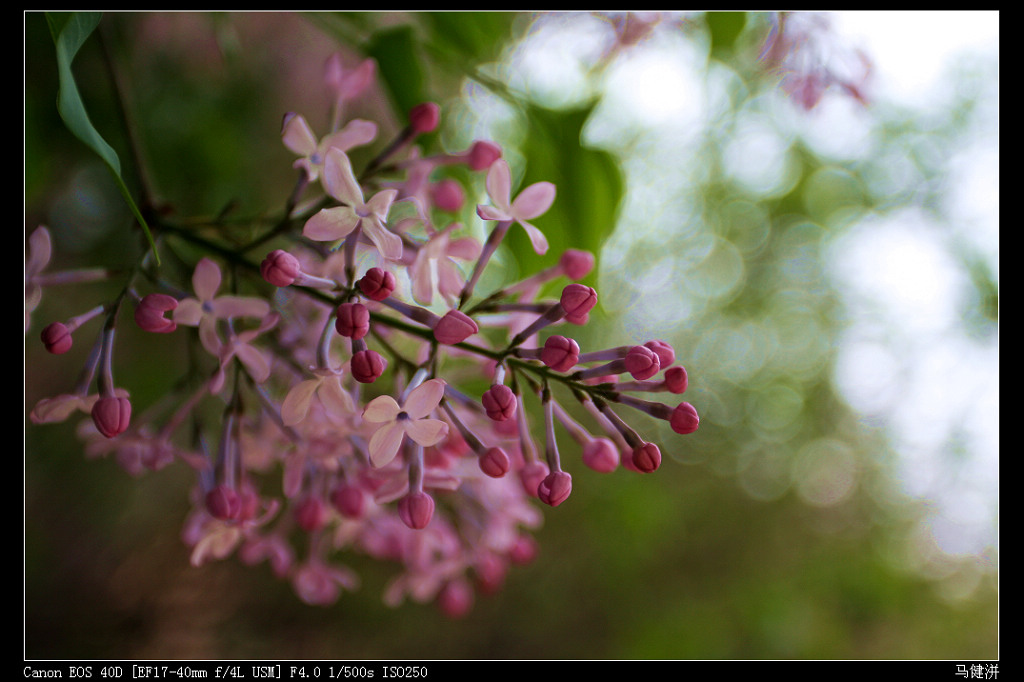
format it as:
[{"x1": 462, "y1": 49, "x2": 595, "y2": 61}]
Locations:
[{"x1": 25, "y1": 11, "x2": 998, "y2": 660}]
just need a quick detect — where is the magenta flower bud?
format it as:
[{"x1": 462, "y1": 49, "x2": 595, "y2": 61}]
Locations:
[
  {"x1": 559, "y1": 249, "x2": 595, "y2": 281},
  {"x1": 40, "y1": 322, "x2": 72, "y2": 354},
  {"x1": 205, "y1": 484, "x2": 242, "y2": 521},
  {"x1": 335, "y1": 302, "x2": 370, "y2": 339},
  {"x1": 509, "y1": 534, "x2": 538, "y2": 565},
  {"x1": 540, "y1": 335, "x2": 580, "y2": 372},
  {"x1": 560, "y1": 283, "x2": 597, "y2": 324},
  {"x1": 433, "y1": 309, "x2": 478, "y2": 345},
  {"x1": 437, "y1": 579, "x2": 474, "y2": 618},
  {"x1": 91, "y1": 396, "x2": 131, "y2": 439},
  {"x1": 294, "y1": 496, "x2": 328, "y2": 532},
  {"x1": 670, "y1": 402, "x2": 700, "y2": 434},
  {"x1": 409, "y1": 102, "x2": 440, "y2": 134},
  {"x1": 479, "y1": 446, "x2": 511, "y2": 478},
  {"x1": 632, "y1": 442, "x2": 662, "y2": 473},
  {"x1": 430, "y1": 178, "x2": 465, "y2": 212},
  {"x1": 481, "y1": 384, "x2": 517, "y2": 422},
  {"x1": 537, "y1": 470, "x2": 572, "y2": 507},
  {"x1": 582, "y1": 437, "x2": 619, "y2": 473},
  {"x1": 398, "y1": 491, "x2": 435, "y2": 530},
  {"x1": 644, "y1": 339, "x2": 675, "y2": 367},
  {"x1": 467, "y1": 140, "x2": 502, "y2": 171},
  {"x1": 135, "y1": 293, "x2": 179, "y2": 334},
  {"x1": 260, "y1": 249, "x2": 301, "y2": 287},
  {"x1": 357, "y1": 267, "x2": 397, "y2": 301},
  {"x1": 624, "y1": 345, "x2": 660, "y2": 380},
  {"x1": 664, "y1": 365, "x2": 688, "y2": 394},
  {"x1": 519, "y1": 461, "x2": 549, "y2": 498},
  {"x1": 330, "y1": 484, "x2": 366, "y2": 519},
  {"x1": 350, "y1": 349, "x2": 387, "y2": 383}
]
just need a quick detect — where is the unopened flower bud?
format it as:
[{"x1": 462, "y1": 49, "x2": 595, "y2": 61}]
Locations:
[
  {"x1": 330, "y1": 484, "x2": 366, "y2": 519},
  {"x1": 479, "y1": 446, "x2": 511, "y2": 478},
  {"x1": 205, "y1": 484, "x2": 242, "y2": 520},
  {"x1": 632, "y1": 442, "x2": 662, "y2": 473},
  {"x1": 437, "y1": 579, "x2": 474, "y2": 618},
  {"x1": 559, "y1": 249, "x2": 595, "y2": 281},
  {"x1": 433, "y1": 309, "x2": 478, "y2": 345},
  {"x1": 537, "y1": 470, "x2": 572, "y2": 507},
  {"x1": 520, "y1": 461, "x2": 549, "y2": 498},
  {"x1": 644, "y1": 339, "x2": 675, "y2": 367},
  {"x1": 670, "y1": 401, "x2": 700, "y2": 434},
  {"x1": 357, "y1": 267, "x2": 396, "y2": 301},
  {"x1": 560, "y1": 283, "x2": 597, "y2": 324},
  {"x1": 624, "y1": 345, "x2": 660, "y2": 380},
  {"x1": 398, "y1": 491, "x2": 435, "y2": 529},
  {"x1": 261, "y1": 249, "x2": 301, "y2": 287},
  {"x1": 664, "y1": 365, "x2": 688, "y2": 394},
  {"x1": 294, "y1": 496, "x2": 328, "y2": 532},
  {"x1": 350, "y1": 349, "x2": 387, "y2": 383},
  {"x1": 41, "y1": 322, "x2": 72, "y2": 354},
  {"x1": 91, "y1": 396, "x2": 131, "y2": 438},
  {"x1": 582, "y1": 437, "x2": 620, "y2": 473},
  {"x1": 430, "y1": 179, "x2": 465, "y2": 212},
  {"x1": 467, "y1": 140, "x2": 502, "y2": 171},
  {"x1": 540, "y1": 335, "x2": 580, "y2": 372},
  {"x1": 481, "y1": 384, "x2": 517, "y2": 422},
  {"x1": 409, "y1": 102, "x2": 440, "y2": 134},
  {"x1": 135, "y1": 293, "x2": 179, "y2": 333},
  {"x1": 509, "y1": 534, "x2": 539, "y2": 565},
  {"x1": 335, "y1": 302, "x2": 370, "y2": 339}
]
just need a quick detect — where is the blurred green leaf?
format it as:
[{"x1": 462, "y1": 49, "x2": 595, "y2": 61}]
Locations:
[
  {"x1": 506, "y1": 102, "x2": 624, "y2": 284},
  {"x1": 421, "y1": 12, "x2": 518, "y2": 65},
  {"x1": 365, "y1": 24, "x2": 426, "y2": 121},
  {"x1": 706, "y1": 11, "x2": 748, "y2": 57},
  {"x1": 46, "y1": 11, "x2": 159, "y2": 264}
]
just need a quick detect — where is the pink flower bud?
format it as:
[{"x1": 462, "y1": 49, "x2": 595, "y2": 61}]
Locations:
[
  {"x1": 350, "y1": 349, "x2": 387, "y2": 383},
  {"x1": 40, "y1": 322, "x2": 72, "y2": 354},
  {"x1": 560, "y1": 283, "x2": 597, "y2": 324},
  {"x1": 134, "y1": 293, "x2": 179, "y2": 333},
  {"x1": 540, "y1": 335, "x2": 580, "y2": 372},
  {"x1": 467, "y1": 140, "x2": 502, "y2": 171},
  {"x1": 559, "y1": 249, "x2": 595, "y2": 281},
  {"x1": 437, "y1": 579, "x2": 474, "y2": 618},
  {"x1": 509, "y1": 534, "x2": 538, "y2": 565},
  {"x1": 356, "y1": 267, "x2": 396, "y2": 301},
  {"x1": 430, "y1": 178, "x2": 465, "y2": 212},
  {"x1": 433, "y1": 309, "x2": 478, "y2": 345},
  {"x1": 479, "y1": 446, "x2": 511, "y2": 478},
  {"x1": 409, "y1": 102, "x2": 440, "y2": 134},
  {"x1": 664, "y1": 365, "x2": 688, "y2": 394},
  {"x1": 294, "y1": 496, "x2": 328, "y2": 532},
  {"x1": 91, "y1": 396, "x2": 131, "y2": 439},
  {"x1": 631, "y1": 442, "x2": 662, "y2": 473},
  {"x1": 398, "y1": 491, "x2": 435, "y2": 530},
  {"x1": 335, "y1": 302, "x2": 370, "y2": 339},
  {"x1": 624, "y1": 345, "x2": 660, "y2": 380},
  {"x1": 330, "y1": 484, "x2": 366, "y2": 519},
  {"x1": 582, "y1": 437, "x2": 620, "y2": 473},
  {"x1": 260, "y1": 249, "x2": 301, "y2": 287},
  {"x1": 537, "y1": 470, "x2": 572, "y2": 507},
  {"x1": 670, "y1": 401, "x2": 700, "y2": 434},
  {"x1": 519, "y1": 461, "x2": 549, "y2": 498},
  {"x1": 644, "y1": 339, "x2": 675, "y2": 367},
  {"x1": 205, "y1": 484, "x2": 242, "y2": 520},
  {"x1": 481, "y1": 385, "x2": 517, "y2": 422}
]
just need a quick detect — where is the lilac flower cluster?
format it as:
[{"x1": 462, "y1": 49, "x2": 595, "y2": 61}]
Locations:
[{"x1": 27, "y1": 53, "x2": 699, "y2": 615}]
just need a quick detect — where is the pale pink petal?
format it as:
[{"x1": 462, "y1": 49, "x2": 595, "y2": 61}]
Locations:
[
  {"x1": 26, "y1": 226, "x2": 52, "y2": 276},
  {"x1": 511, "y1": 181, "x2": 556, "y2": 220},
  {"x1": 210, "y1": 295, "x2": 271, "y2": 320},
  {"x1": 436, "y1": 260, "x2": 465, "y2": 298},
  {"x1": 303, "y1": 207, "x2": 360, "y2": 242},
  {"x1": 318, "y1": 376, "x2": 355, "y2": 420},
  {"x1": 235, "y1": 343, "x2": 271, "y2": 382},
  {"x1": 368, "y1": 422, "x2": 406, "y2": 468},
  {"x1": 409, "y1": 253, "x2": 435, "y2": 305},
  {"x1": 485, "y1": 159, "x2": 512, "y2": 210},
  {"x1": 446, "y1": 236, "x2": 483, "y2": 261},
  {"x1": 476, "y1": 204, "x2": 512, "y2": 222},
  {"x1": 516, "y1": 219, "x2": 550, "y2": 255},
  {"x1": 192, "y1": 258, "x2": 222, "y2": 302},
  {"x1": 281, "y1": 113, "x2": 318, "y2": 157},
  {"x1": 403, "y1": 378, "x2": 446, "y2": 420},
  {"x1": 29, "y1": 394, "x2": 86, "y2": 424},
  {"x1": 198, "y1": 317, "x2": 222, "y2": 356},
  {"x1": 366, "y1": 188, "x2": 397, "y2": 221},
  {"x1": 363, "y1": 219, "x2": 405, "y2": 261},
  {"x1": 172, "y1": 298, "x2": 203, "y2": 326},
  {"x1": 322, "y1": 148, "x2": 364, "y2": 205},
  {"x1": 404, "y1": 418, "x2": 448, "y2": 448},
  {"x1": 321, "y1": 119, "x2": 377, "y2": 152},
  {"x1": 281, "y1": 378, "x2": 321, "y2": 426},
  {"x1": 362, "y1": 394, "x2": 401, "y2": 423}
]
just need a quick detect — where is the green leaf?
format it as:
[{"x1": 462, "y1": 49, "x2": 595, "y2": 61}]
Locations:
[
  {"x1": 46, "y1": 11, "x2": 160, "y2": 264},
  {"x1": 506, "y1": 102, "x2": 624, "y2": 286},
  {"x1": 365, "y1": 25, "x2": 426, "y2": 122},
  {"x1": 705, "y1": 11, "x2": 748, "y2": 57},
  {"x1": 421, "y1": 12, "x2": 518, "y2": 65}
]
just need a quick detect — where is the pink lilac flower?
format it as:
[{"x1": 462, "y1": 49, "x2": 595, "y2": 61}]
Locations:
[
  {"x1": 282, "y1": 112, "x2": 377, "y2": 184},
  {"x1": 476, "y1": 159, "x2": 555, "y2": 255},
  {"x1": 281, "y1": 365, "x2": 357, "y2": 426},
  {"x1": 407, "y1": 224, "x2": 482, "y2": 306},
  {"x1": 362, "y1": 378, "x2": 449, "y2": 468}
]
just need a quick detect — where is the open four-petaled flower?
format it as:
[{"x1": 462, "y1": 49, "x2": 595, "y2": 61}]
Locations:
[
  {"x1": 173, "y1": 258, "x2": 271, "y2": 356},
  {"x1": 362, "y1": 378, "x2": 448, "y2": 468},
  {"x1": 476, "y1": 159, "x2": 556, "y2": 255}
]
